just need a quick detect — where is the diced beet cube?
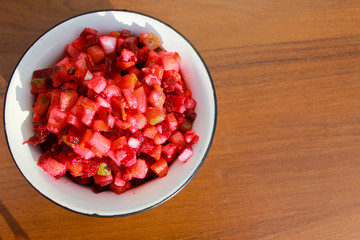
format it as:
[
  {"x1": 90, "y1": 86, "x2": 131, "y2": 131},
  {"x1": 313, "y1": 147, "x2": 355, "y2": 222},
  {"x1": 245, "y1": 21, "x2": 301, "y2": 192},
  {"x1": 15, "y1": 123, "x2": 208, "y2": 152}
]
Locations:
[
  {"x1": 74, "y1": 58, "x2": 88, "y2": 81},
  {"x1": 37, "y1": 155, "x2": 66, "y2": 178},
  {"x1": 184, "y1": 109, "x2": 197, "y2": 123},
  {"x1": 128, "y1": 137, "x2": 141, "y2": 149},
  {"x1": 120, "y1": 73, "x2": 138, "y2": 90},
  {"x1": 128, "y1": 65, "x2": 141, "y2": 76},
  {"x1": 107, "y1": 114, "x2": 115, "y2": 129},
  {"x1": 115, "y1": 145, "x2": 136, "y2": 166},
  {"x1": 55, "y1": 57, "x2": 70, "y2": 67},
  {"x1": 66, "y1": 44, "x2": 80, "y2": 58},
  {"x1": 33, "y1": 68, "x2": 53, "y2": 79},
  {"x1": 120, "y1": 29, "x2": 131, "y2": 38},
  {"x1": 31, "y1": 68, "x2": 52, "y2": 94},
  {"x1": 96, "y1": 95, "x2": 112, "y2": 109},
  {"x1": 130, "y1": 159, "x2": 148, "y2": 179},
  {"x1": 122, "y1": 88, "x2": 138, "y2": 109},
  {"x1": 122, "y1": 169, "x2": 132, "y2": 182},
  {"x1": 81, "y1": 109, "x2": 96, "y2": 126},
  {"x1": 184, "y1": 130, "x2": 195, "y2": 142},
  {"x1": 184, "y1": 130, "x2": 199, "y2": 144},
  {"x1": 82, "y1": 160, "x2": 100, "y2": 178},
  {"x1": 115, "y1": 149, "x2": 127, "y2": 163},
  {"x1": 154, "y1": 133, "x2": 168, "y2": 145},
  {"x1": 134, "y1": 87, "x2": 147, "y2": 113},
  {"x1": 116, "y1": 37, "x2": 125, "y2": 52},
  {"x1": 79, "y1": 128, "x2": 94, "y2": 148},
  {"x1": 126, "y1": 158, "x2": 137, "y2": 168},
  {"x1": 87, "y1": 76, "x2": 107, "y2": 94},
  {"x1": 72, "y1": 36, "x2": 87, "y2": 50},
  {"x1": 150, "y1": 158, "x2": 168, "y2": 178},
  {"x1": 79, "y1": 96, "x2": 99, "y2": 111},
  {"x1": 174, "y1": 82, "x2": 184, "y2": 93},
  {"x1": 166, "y1": 112, "x2": 178, "y2": 131},
  {"x1": 92, "y1": 183, "x2": 107, "y2": 194},
  {"x1": 178, "y1": 147, "x2": 193, "y2": 163},
  {"x1": 103, "y1": 84, "x2": 121, "y2": 100},
  {"x1": 150, "y1": 65, "x2": 164, "y2": 79},
  {"x1": 74, "y1": 145, "x2": 96, "y2": 160},
  {"x1": 143, "y1": 126, "x2": 158, "y2": 139},
  {"x1": 162, "y1": 143, "x2": 178, "y2": 162},
  {"x1": 77, "y1": 96, "x2": 99, "y2": 126},
  {"x1": 111, "y1": 136, "x2": 127, "y2": 151},
  {"x1": 190, "y1": 135, "x2": 199, "y2": 145},
  {"x1": 148, "y1": 87, "x2": 165, "y2": 109},
  {"x1": 47, "y1": 105, "x2": 68, "y2": 134},
  {"x1": 150, "y1": 144, "x2": 162, "y2": 161},
  {"x1": 169, "y1": 131, "x2": 185, "y2": 146},
  {"x1": 87, "y1": 45, "x2": 105, "y2": 64},
  {"x1": 33, "y1": 94, "x2": 50, "y2": 122},
  {"x1": 108, "y1": 31, "x2": 121, "y2": 38},
  {"x1": 89, "y1": 132, "x2": 111, "y2": 155},
  {"x1": 153, "y1": 122, "x2": 171, "y2": 145},
  {"x1": 111, "y1": 97, "x2": 127, "y2": 120},
  {"x1": 93, "y1": 174, "x2": 113, "y2": 187},
  {"x1": 23, "y1": 128, "x2": 50, "y2": 146},
  {"x1": 114, "y1": 118, "x2": 130, "y2": 129},
  {"x1": 139, "y1": 32, "x2": 148, "y2": 44},
  {"x1": 146, "y1": 107, "x2": 166, "y2": 126},
  {"x1": 139, "y1": 138, "x2": 155, "y2": 154},
  {"x1": 162, "y1": 77, "x2": 176, "y2": 93},
  {"x1": 184, "y1": 89, "x2": 192, "y2": 98},
  {"x1": 67, "y1": 162, "x2": 84, "y2": 177},
  {"x1": 126, "y1": 110, "x2": 147, "y2": 133},
  {"x1": 117, "y1": 49, "x2": 137, "y2": 70},
  {"x1": 99, "y1": 36, "x2": 117, "y2": 55},
  {"x1": 60, "y1": 90, "x2": 78, "y2": 111},
  {"x1": 84, "y1": 70, "x2": 93, "y2": 81},
  {"x1": 70, "y1": 176, "x2": 91, "y2": 185},
  {"x1": 93, "y1": 119, "x2": 109, "y2": 132},
  {"x1": 160, "y1": 51, "x2": 180, "y2": 72},
  {"x1": 51, "y1": 66, "x2": 68, "y2": 88},
  {"x1": 61, "y1": 82, "x2": 78, "y2": 92},
  {"x1": 123, "y1": 36, "x2": 139, "y2": 52},
  {"x1": 80, "y1": 27, "x2": 98, "y2": 40},
  {"x1": 114, "y1": 172, "x2": 126, "y2": 186},
  {"x1": 146, "y1": 50, "x2": 160, "y2": 66},
  {"x1": 178, "y1": 120, "x2": 193, "y2": 133},
  {"x1": 140, "y1": 32, "x2": 161, "y2": 50},
  {"x1": 66, "y1": 127, "x2": 82, "y2": 145},
  {"x1": 164, "y1": 95, "x2": 186, "y2": 113},
  {"x1": 173, "y1": 112, "x2": 186, "y2": 124},
  {"x1": 109, "y1": 183, "x2": 127, "y2": 194},
  {"x1": 106, "y1": 150, "x2": 117, "y2": 163},
  {"x1": 143, "y1": 74, "x2": 161, "y2": 86},
  {"x1": 49, "y1": 90, "x2": 61, "y2": 112},
  {"x1": 185, "y1": 98, "x2": 197, "y2": 110}
]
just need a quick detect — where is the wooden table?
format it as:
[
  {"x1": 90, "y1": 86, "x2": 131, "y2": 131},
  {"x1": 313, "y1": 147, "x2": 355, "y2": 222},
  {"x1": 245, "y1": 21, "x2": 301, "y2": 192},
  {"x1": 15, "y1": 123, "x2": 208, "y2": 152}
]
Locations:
[{"x1": 1, "y1": 0, "x2": 360, "y2": 239}]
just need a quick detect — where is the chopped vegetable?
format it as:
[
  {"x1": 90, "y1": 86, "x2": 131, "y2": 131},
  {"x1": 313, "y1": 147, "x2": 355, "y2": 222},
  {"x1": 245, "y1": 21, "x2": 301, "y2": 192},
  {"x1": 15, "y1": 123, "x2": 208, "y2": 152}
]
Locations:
[{"x1": 24, "y1": 28, "x2": 199, "y2": 194}]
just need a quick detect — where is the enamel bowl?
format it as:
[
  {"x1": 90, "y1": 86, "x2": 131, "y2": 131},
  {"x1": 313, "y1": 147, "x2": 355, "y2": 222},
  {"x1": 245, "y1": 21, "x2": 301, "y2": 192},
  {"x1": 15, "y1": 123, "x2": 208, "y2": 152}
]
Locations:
[{"x1": 4, "y1": 10, "x2": 217, "y2": 216}]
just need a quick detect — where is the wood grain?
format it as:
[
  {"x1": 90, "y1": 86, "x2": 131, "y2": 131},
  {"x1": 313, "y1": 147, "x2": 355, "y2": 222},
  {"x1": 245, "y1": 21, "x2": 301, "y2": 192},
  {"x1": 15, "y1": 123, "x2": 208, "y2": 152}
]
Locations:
[{"x1": 1, "y1": 0, "x2": 360, "y2": 239}]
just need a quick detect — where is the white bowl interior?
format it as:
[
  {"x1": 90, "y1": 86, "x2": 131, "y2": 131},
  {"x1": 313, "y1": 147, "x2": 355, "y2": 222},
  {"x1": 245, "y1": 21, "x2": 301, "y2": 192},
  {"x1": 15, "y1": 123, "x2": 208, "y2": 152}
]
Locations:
[{"x1": 4, "y1": 10, "x2": 216, "y2": 216}]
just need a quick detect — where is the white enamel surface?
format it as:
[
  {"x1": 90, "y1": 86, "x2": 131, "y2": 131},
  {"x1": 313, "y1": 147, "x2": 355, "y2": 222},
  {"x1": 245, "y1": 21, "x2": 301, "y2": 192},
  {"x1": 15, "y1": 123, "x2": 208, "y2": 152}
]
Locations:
[{"x1": 4, "y1": 11, "x2": 216, "y2": 216}]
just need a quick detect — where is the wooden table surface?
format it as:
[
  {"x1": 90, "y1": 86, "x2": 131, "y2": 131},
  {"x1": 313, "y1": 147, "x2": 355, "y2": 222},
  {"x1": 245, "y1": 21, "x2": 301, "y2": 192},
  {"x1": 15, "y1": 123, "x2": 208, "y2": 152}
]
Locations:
[{"x1": 1, "y1": 0, "x2": 360, "y2": 239}]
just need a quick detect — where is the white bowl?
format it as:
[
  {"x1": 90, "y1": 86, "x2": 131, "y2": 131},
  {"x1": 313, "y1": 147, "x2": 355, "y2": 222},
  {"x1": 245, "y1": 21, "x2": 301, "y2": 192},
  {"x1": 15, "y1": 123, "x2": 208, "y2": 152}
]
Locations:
[{"x1": 4, "y1": 10, "x2": 217, "y2": 216}]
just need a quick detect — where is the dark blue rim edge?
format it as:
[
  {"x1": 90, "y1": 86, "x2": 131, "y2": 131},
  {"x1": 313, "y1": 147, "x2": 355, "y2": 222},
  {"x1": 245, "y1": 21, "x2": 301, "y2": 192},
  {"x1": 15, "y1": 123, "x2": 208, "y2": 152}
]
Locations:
[{"x1": 3, "y1": 9, "x2": 218, "y2": 218}]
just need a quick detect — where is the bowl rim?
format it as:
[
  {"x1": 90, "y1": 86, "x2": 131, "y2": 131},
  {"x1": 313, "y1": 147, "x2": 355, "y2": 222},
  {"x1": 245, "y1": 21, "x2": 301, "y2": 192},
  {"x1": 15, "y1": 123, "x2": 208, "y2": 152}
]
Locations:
[{"x1": 3, "y1": 9, "x2": 217, "y2": 217}]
